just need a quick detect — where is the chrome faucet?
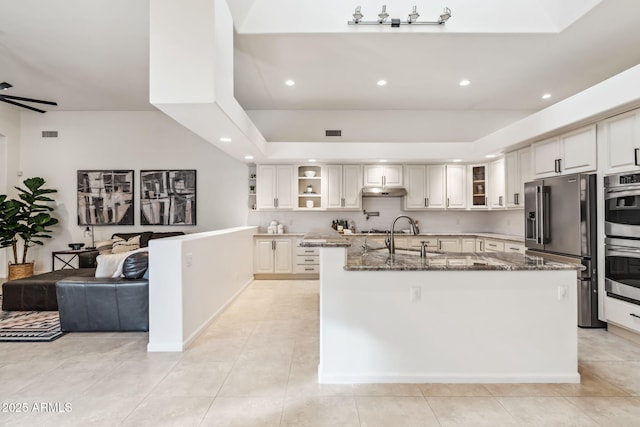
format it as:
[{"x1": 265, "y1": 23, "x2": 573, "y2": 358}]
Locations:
[{"x1": 386, "y1": 215, "x2": 419, "y2": 254}]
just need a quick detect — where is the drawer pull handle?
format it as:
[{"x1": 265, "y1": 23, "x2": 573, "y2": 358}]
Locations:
[
  {"x1": 305, "y1": 268, "x2": 314, "y2": 271},
  {"x1": 305, "y1": 259, "x2": 315, "y2": 262},
  {"x1": 304, "y1": 250, "x2": 314, "y2": 253},
  {"x1": 631, "y1": 313, "x2": 640, "y2": 319}
]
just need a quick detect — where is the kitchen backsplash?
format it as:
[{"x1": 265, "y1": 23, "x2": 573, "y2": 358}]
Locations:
[{"x1": 247, "y1": 197, "x2": 524, "y2": 236}]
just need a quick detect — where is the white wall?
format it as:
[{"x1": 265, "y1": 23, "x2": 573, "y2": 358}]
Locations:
[
  {"x1": 148, "y1": 226, "x2": 257, "y2": 351},
  {"x1": 17, "y1": 111, "x2": 249, "y2": 273},
  {"x1": 248, "y1": 197, "x2": 524, "y2": 236},
  {"x1": 0, "y1": 104, "x2": 22, "y2": 277}
]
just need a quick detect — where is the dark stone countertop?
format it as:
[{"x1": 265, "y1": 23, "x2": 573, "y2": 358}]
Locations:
[{"x1": 299, "y1": 234, "x2": 581, "y2": 271}]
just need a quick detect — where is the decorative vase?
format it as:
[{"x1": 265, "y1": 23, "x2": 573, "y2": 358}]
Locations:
[{"x1": 8, "y1": 262, "x2": 35, "y2": 280}]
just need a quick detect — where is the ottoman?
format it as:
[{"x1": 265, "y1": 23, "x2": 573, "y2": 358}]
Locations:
[{"x1": 2, "y1": 268, "x2": 96, "y2": 311}]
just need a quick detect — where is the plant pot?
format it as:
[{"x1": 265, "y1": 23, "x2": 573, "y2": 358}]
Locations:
[{"x1": 8, "y1": 262, "x2": 35, "y2": 280}]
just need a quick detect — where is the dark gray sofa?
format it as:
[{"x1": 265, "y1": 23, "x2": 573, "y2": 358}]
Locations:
[{"x1": 56, "y1": 251, "x2": 150, "y2": 332}]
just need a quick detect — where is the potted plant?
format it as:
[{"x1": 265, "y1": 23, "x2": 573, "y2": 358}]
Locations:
[{"x1": 0, "y1": 177, "x2": 59, "y2": 280}]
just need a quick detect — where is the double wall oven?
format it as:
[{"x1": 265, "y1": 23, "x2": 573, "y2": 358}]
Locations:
[{"x1": 604, "y1": 171, "x2": 640, "y2": 305}]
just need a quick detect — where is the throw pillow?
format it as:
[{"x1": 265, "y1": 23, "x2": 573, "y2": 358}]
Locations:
[
  {"x1": 111, "y1": 235, "x2": 141, "y2": 254},
  {"x1": 96, "y1": 239, "x2": 114, "y2": 255},
  {"x1": 95, "y1": 248, "x2": 149, "y2": 278}
]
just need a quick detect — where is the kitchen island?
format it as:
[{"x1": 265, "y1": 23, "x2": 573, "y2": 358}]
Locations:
[{"x1": 302, "y1": 234, "x2": 582, "y2": 384}]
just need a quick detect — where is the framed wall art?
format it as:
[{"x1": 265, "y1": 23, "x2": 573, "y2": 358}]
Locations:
[
  {"x1": 140, "y1": 170, "x2": 196, "y2": 225},
  {"x1": 77, "y1": 170, "x2": 134, "y2": 225}
]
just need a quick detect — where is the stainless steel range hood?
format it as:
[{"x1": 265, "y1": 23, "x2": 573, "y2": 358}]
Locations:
[{"x1": 361, "y1": 186, "x2": 407, "y2": 197}]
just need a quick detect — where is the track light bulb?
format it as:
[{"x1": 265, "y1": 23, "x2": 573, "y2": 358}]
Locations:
[
  {"x1": 378, "y1": 5, "x2": 389, "y2": 23},
  {"x1": 408, "y1": 5, "x2": 419, "y2": 23},
  {"x1": 439, "y1": 7, "x2": 452, "y2": 23},
  {"x1": 353, "y1": 6, "x2": 364, "y2": 23}
]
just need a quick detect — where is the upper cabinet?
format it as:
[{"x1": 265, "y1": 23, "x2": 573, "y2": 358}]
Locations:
[
  {"x1": 297, "y1": 165, "x2": 323, "y2": 210},
  {"x1": 488, "y1": 158, "x2": 506, "y2": 209},
  {"x1": 469, "y1": 164, "x2": 488, "y2": 209},
  {"x1": 326, "y1": 164, "x2": 362, "y2": 210},
  {"x1": 404, "y1": 165, "x2": 446, "y2": 210},
  {"x1": 256, "y1": 165, "x2": 294, "y2": 210},
  {"x1": 446, "y1": 164, "x2": 467, "y2": 209},
  {"x1": 505, "y1": 147, "x2": 531, "y2": 208},
  {"x1": 532, "y1": 125, "x2": 597, "y2": 178},
  {"x1": 603, "y1": 110, "x2": 640, "y2": 172},
  {"x1": 363, "y1": 164, "x2": 403, "y2": 187}
]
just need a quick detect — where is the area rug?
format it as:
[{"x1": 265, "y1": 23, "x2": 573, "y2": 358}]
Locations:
[{"x1": 0, "y1": 297, "x2": 64, "y2": 342}]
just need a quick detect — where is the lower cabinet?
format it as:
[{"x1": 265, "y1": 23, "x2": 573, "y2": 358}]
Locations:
[
  {"x1": 254, "y1": 236, "x2": 320, "y2": 278},
  {"x1": 294, "y1": 244, "x2": 319, "y2": 274},
  {"x1": 605, "y1": 296, "x2": 640, "y2": 334},
  {"x1": 504, "y1": 242, "x2": 525, "y2": 254},
  {"x1": 483, "y1": 239, "x2": 505, "y2": 253},
  {"x1": 461, "y1": 238, "x2": 476, "y2": 252},
  {"x1": 254, "y1": 237, "x2": 293, "y2": 274}
]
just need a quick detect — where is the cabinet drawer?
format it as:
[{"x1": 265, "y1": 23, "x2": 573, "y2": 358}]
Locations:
[
  {"x1": 296, "y1": 246, "x2": 319, "y2": 256},
  {"x1": 296, "y1": 255, "x2": 319, "y2": 265},
  {"x1": 410, "y1": 238, "x2": 438, "y2": 248},
  {"x1": 605, "y1": 296, "x2": 640, "y2": 334},
  {"x1": 484, "y1": 240, "x2": 505, "y2": 252},
  {"x1": 505, "y1": 243, "x2": 525, "y2": 254},
  {"x1": 294, "y1": 264, "x2": 320, "y2": 274}
]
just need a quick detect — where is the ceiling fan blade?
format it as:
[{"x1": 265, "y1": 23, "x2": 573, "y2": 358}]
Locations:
[
  {"x1": 0, "y1": 97, "x2": 47, "y2": 113},
  {"x1": 0, "y1": 94, "x2": 57, "y2": 106}
]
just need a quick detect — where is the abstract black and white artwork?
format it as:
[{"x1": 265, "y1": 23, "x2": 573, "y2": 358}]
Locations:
[
  {"x1": 140, "y1": 170, "x2": 196, "y2": 225},
  {"x1": 77, "y1": 170, "x2": 134, "y2": 225}
]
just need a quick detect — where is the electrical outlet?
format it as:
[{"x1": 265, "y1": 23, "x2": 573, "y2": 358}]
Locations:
[
  {"x1": 557, "y1": 285, "x2": 568, "y2": 301},
  {"x1": 410, "y1": 286, "x2": 421, "y2": 303},
  {"x1": 185, "y1": 253, "x2": 193, "y2": 267}
]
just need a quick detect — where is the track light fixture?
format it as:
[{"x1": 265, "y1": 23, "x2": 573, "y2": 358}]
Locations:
[
  {"x1": 349, "y1": 4, "x2": 452, "y2": 26},
  {"x1": 352, "y1": 5, "x2": 364, "y2": 23}
]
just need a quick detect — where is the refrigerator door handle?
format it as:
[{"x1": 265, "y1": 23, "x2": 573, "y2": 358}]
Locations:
[{"x1": 537, "y1": 185, "x2": 550, "y2": 244}]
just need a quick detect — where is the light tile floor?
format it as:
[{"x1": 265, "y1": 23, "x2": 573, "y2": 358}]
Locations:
[{"x1": 1, "y1": 279, "x2": 640, "y2": 426}]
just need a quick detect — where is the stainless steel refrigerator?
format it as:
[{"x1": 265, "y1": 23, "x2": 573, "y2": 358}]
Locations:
[{"x1": 524, "y1": 173, "x2": 605, "y2": 328}]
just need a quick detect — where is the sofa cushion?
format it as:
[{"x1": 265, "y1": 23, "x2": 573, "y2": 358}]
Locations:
[
  {"x1": 95, "y1": 248, "x2": 148, "y2": 278},
  {"x1": 122, "y1": 252, "x2": 148, "y2": 279},
  {"x1": 112, "y1": 235, "x2": 140, "y2": 254},
  {"x1": 149, "y1": 232, "x2": 185, "y2": 242}
]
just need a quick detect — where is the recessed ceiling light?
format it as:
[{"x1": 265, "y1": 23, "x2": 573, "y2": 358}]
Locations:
[
  {"x1": 542, "y1": 93, "x2": 552, "y2": 100},
  {"x1": 379, "y1": 159, "x2": 387, "y2": 163},
  {"x1": 485, "y1": 154, "x2": 497, "y2": 158},
  {"x1": 219, "y1": 137, "x2": 232, "y2": 142},
  {"x1": 459, "y1": 79, "x2": 471, "y2": 87},
  {"x1": 308, "y1": 159, "x2": 317, "y2": 163},
  {"x1": 377, "y1": 80, "x2": 387, "y2": 86},
  {"x1": 285, "y1": 80, "x2": 295, "y2": 86},
  {"x1": 452, "y1": 159, "x2": 462, "y2": 163},
  {"x1": 244, "y1": 155, "x2": 254, "y2": 160}
]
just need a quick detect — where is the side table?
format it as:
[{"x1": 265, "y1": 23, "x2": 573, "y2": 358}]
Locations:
[{"x1": 52, "y1": 249, "x2": 99, "y2": 271}]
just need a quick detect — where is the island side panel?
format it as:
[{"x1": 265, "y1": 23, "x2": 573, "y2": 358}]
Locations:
[{"x1": 318, "y1": 247, "x2": 579, "y2": 384}]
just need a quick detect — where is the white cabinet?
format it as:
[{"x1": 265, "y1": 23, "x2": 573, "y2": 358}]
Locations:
[
  {"x1": 438, "y1": 237, "x2": 460, "y2": 252},
  {"x1": 404, "y1": 165, "x2": 446, "y2": 210},
  {"x1": 484, "y1": 239, "x2": 505, "y2": 253},
  {"x1": 603, "y1": 110, "x2": 640, "y2": 172},
  {"x1": 297, "y1": 165, "x2": 323, "y2": 210},
  {"x1": 254, "y1": 237, "x2": 293, "y2": 274},
  {"x1": 532, "y1": 125, "x2": 597, "y2": 178},
  {"x1": 605, "y1": 295, "x2": 640, "y2": 334},
  {"x1": 461, "y1": 238, "x2": 476, "y2": 252},
  {"x1": 256, "y1": 165, "x2": 294, "y2": 210},
  {"x1": 505, "y1": 147, "x2": 531, "y2": 208},
  {"x1": 326, "y1": 164, "x2": 362, "y2": 210},
  {"x1": 294, "y1": 243, "x2": 320, "y2": 275},
  {"x1": 488, "y1": 158, "x2": 506, "y2": 209},
  {"x1": 469, "y1": 164, "x2": 488, "y2": 209},
  {"x1": 504, "y1": 242, "x2": 525, "y2": 254},
  {"x1": 446, "y1": 165, "x2": 467, "y2": 209},
  {"x1": 364, "y1": 164, "x2": 403, "y2": 187}
]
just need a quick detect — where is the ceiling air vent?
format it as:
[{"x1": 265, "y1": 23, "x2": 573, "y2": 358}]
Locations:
[
  {"x1": 325, "y1": 130, "x2": 342, "y2": 137},
  {"x1": 41, "y1": 131, "x2": 58, "y2": 138}
]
